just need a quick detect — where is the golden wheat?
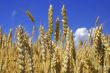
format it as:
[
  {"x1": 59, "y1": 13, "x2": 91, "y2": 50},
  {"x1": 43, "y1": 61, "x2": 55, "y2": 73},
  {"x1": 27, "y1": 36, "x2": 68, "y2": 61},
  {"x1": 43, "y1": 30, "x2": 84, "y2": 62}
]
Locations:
[{"x1": 0, "y1": 5, "x2": 110, "y2": 73}]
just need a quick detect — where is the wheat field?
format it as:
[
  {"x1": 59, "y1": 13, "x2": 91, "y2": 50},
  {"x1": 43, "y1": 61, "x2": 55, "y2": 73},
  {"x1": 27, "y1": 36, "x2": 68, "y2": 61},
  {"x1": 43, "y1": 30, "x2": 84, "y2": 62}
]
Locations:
[{"x1": 0, "y1": 5, "x2": 110, "y2": 73}]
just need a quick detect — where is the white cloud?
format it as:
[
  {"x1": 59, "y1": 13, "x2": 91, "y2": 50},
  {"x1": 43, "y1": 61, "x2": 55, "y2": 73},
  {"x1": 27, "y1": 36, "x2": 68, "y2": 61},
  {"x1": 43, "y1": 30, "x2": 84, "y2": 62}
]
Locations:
[
  {"x1": 74, "y1": 28, "x2": 89, "y2": 47},
  {"x1": 74, "y1": 27, "x2": 98, "y2": 47}
]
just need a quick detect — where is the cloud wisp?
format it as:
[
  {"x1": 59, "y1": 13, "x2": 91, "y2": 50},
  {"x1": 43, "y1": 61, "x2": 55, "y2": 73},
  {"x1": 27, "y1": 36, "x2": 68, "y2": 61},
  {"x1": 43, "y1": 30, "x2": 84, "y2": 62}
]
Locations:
[{"x1": 11, "y1": 10, "x2": 17, "y2": 20}]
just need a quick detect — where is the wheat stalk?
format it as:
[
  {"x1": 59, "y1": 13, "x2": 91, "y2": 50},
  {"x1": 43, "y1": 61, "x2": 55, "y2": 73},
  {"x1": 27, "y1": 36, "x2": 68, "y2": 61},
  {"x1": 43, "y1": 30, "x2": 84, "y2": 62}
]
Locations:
[
  {"x1": 0, "y1": 26, "x2": 2, "y2": 48},
  {"x1": 48, "y1": 5, "x2": 53, "y2": 36},
  {"x1": 61, "y1": 5, "x2": 68, "y2": 40},
  {"x1": 16, "y1": 25, "x2": 25, "y2": 73},
  {"x1": 54, "y1": 17, "x2": 60, "y2": 44}
]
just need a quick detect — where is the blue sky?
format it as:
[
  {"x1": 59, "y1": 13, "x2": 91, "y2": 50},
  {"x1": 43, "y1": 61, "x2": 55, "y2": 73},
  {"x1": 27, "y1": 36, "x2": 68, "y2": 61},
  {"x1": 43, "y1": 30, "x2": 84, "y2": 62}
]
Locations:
[{"x1": 0, "y1": 0, "x2": 110, "y2": 37}]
